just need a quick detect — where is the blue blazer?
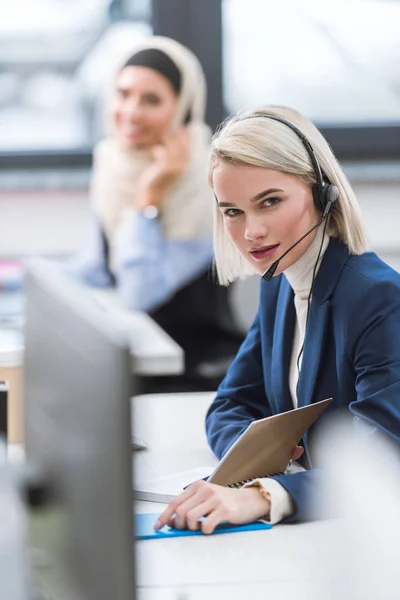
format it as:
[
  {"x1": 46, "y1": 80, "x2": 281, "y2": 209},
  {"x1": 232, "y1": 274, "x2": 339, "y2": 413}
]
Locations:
[{"x1": 205, "y1": 237, "x2": 400, "y2": 522}]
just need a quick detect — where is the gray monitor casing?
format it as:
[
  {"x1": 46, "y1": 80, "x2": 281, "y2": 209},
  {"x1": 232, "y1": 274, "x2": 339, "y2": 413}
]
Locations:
[{"x1": 24, "y1": 259, "x2": 135, "y2": 600}]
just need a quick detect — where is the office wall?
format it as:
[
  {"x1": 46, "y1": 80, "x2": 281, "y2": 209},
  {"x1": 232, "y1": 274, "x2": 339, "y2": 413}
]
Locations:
[{"x1": 2, "y1": 177, "x2": 400, "y2": 330}]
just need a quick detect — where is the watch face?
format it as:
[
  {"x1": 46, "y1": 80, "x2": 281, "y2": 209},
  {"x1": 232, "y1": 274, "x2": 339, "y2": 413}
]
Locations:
[{"x1": 143, "y1": 205, "x2": 159, "y2": 219}]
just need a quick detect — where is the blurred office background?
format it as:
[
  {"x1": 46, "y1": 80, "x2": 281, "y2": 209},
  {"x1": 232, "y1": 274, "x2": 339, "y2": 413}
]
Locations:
[{"x1": 1, "y1": 0, "x2": 400, "y2": 329}]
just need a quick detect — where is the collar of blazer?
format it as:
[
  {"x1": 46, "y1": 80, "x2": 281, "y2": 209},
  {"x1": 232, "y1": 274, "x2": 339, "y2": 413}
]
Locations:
[
  {"x1": 269, "y1": 237, "x2": 351, "y2": 410},
  {"x1": 310, "y1": 237, "x2": 351, "y2": 305},
  {"x1": 295, "y1": 237, "x2": 350, "y2": 408}
]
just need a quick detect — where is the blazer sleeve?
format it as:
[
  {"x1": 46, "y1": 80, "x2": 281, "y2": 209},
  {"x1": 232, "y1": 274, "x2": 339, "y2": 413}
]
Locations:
[
  {"x1": 205, "y1": 308, "x2": 272, "y2": 460},
  {"x1": 346, "y1": 279, "x2": 400, "y2": 443},
  {"x1": 271, "y1": 279, "x2": 400, "y2": 523}
]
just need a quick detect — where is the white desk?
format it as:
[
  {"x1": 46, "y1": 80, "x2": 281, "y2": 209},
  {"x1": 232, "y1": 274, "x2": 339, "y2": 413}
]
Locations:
[
  {"x1": 138, "y1": 581, "x2": 333, "y2": 600},
  {"x1": 0, "y1": 288, "x2": 183, "y2": 383},
  {"x1": 92, "y1": 290, "x2": 184, "y2": 376},
  {"x1": 133, "y1": 393, "x2": 339, "y2": 599},
  {"x1": 8, "y1": 393, "x2": 340, "y2": 599}
]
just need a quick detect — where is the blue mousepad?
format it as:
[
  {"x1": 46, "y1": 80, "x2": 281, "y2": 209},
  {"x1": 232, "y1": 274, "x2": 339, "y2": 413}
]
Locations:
[{"x1": 135, "y1": 512, "x2": 272, "y2": 540}]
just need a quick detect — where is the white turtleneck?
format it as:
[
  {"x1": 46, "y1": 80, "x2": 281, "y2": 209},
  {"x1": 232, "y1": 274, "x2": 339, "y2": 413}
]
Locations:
[
  {"x1": 244, "y1": 228, "x2": 330, "y2": 524},
  {"x1": 284, "y1": 227, "x2": 330, "y2": 407}
]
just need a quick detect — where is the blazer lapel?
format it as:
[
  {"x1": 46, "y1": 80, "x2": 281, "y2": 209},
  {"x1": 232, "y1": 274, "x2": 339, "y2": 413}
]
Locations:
[
  {"x1": 297, "y1": 237, "x2": 350, "y2": 407},
  {"x1": 271, "y1": 277, "x2": 296, "y2": 413},
  {"x1": 297, "y1": 300, "x2": 330, "y2": 407}
]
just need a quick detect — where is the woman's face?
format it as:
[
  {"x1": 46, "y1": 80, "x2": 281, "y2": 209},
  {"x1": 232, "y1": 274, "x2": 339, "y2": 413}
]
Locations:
[
  {"x1": 213, "y1": 162, "x2": 321, "y2": 276},
  {"x1": 112, "y1": 65, "x2": 178, "y2": 149}
]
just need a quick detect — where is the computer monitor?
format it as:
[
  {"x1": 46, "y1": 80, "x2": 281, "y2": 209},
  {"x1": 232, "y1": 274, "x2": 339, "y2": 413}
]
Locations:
[{"x1": 23, "y1": 258, "x2": 135, "y2": 600}]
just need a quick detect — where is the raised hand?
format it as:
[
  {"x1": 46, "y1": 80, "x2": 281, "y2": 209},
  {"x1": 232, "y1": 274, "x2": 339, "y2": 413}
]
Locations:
[{"x1": 137, "y1": 126, "x2": 190, "y2": 210}]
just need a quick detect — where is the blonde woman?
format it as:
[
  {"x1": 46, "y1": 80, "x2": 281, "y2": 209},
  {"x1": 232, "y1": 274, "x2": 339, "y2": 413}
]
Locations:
[
  {"x1": 69, "y1": 37, "x2": 244, "y2": 391},
  {"x1": 155, "y1": 105, "x2": 400, "y2": 532}
]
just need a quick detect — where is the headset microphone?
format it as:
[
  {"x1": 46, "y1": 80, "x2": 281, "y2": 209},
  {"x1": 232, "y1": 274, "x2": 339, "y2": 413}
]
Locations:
[
  {"x1": 262, "y1": 211, "x2": 329, "y2": 282},
  {"x1": 262, "y1": 189, "x2": 339, "y2": 281}
]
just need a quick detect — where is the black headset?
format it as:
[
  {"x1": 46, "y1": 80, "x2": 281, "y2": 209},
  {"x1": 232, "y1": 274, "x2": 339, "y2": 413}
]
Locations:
[
  {"x1": 251, "y1": 113, "x2": 339, "y2": 215},
  {"x1": 250, "y1": 114, "x2": 340, "y2": 375}
]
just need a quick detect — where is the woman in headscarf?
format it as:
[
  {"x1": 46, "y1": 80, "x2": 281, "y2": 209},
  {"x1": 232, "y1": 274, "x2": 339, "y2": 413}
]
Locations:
[{"x1": 70, "y1": 36, "x2": 244, "y2": 390}]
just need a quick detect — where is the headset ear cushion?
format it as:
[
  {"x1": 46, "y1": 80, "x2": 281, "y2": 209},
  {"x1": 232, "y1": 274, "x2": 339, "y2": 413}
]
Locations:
[
  {"x1": 326, "y1": 184, "x2": 340, "y2": 206},
  {"x1": 313, "y1": 183, "x2": 339, "y2": 214},
  {"x1": 312, "y1": 183, "x2": 324, "y2": 213}
]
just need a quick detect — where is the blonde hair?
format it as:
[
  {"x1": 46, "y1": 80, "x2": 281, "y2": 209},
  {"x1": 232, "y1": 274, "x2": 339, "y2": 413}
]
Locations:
[{"x1": 209, "y1": 105, "x2": 368, "y2": 285}]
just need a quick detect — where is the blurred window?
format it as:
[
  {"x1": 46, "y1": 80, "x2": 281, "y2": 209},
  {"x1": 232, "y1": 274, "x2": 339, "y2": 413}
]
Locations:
[
  {"x1": 0, "y1": 0, "x2": 152, "y2": 154},
  {"x1": 223, "y1": 0, "x2": 400, "y2": 126}
]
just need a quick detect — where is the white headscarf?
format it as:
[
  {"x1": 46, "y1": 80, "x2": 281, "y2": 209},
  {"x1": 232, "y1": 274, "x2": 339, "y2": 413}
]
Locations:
[{"x1": 90, "y1": 36, "x2": 214, "y2": 242}]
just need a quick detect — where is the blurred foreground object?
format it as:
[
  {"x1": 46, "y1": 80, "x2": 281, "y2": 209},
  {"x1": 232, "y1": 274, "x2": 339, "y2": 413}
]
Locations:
[
  {"x1": 0, "y1": 441, "x2": 30, "y2": 600},
  {"x1": 316, "y1": 416, "x2": 400, "y2": 600},
  {"x1": 23, "y1": 258, "x2": 135, "y2": 600}
]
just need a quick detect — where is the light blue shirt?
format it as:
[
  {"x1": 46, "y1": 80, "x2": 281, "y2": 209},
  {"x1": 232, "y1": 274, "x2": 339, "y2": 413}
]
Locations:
[{"x1": 66, "y1": 212, "x2": 214, "y2": 313}]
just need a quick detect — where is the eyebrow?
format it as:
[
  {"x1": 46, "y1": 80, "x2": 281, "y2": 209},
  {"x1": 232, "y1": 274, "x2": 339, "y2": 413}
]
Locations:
[
  {"x1": 116, "y1": 85, "x2": 130, "y2": 93},
  {"x1": 216, "y1": 188, "x2": 284, "y2": 208}
]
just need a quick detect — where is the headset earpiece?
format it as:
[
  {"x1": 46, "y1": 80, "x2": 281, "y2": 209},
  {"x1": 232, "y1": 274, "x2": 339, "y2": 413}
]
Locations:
[
  {"x1": 312, "y1": 182, "x2": 339, "y2": 215},
  {"x1": 325, "y1": 183, "x2": 340, "y2": 206}
]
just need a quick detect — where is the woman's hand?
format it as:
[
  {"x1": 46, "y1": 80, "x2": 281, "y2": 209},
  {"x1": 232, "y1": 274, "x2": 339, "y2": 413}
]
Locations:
[
  {"x1": 153, "y1": 480, "x2": 271, "y2": 535},
  {"x1": 137, "y1": 126, "x2": 190, "y2": 210},
  {"x1": 153, "y1": 446, "x2": 303, "y2": 535},
  {"x1": 291, "y1": 446, "x2": 304, "y2": 461}
]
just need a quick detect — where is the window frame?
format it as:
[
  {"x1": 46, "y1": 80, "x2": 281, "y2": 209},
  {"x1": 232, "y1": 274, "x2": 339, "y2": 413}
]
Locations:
[{"x1": 1, "y1": 0, "x2": 399, "y2": 168}]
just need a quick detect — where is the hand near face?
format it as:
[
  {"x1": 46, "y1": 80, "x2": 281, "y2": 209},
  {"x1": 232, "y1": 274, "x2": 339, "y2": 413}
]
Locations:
[
  {"x1": 152, "y1": 126, "x2": 191, "y2": 182},
  {"x1": 137, "y1": 126, "x2": 191, "y2": 209},
  {"x1": 153, "y1": 480, "x2": 271, "y2": 535}
]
